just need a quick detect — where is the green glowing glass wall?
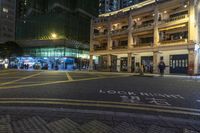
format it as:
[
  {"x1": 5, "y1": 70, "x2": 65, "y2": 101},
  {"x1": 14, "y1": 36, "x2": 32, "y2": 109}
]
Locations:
[{"x1": 24, "y1": 47, "x2": 89, "y2": 58}]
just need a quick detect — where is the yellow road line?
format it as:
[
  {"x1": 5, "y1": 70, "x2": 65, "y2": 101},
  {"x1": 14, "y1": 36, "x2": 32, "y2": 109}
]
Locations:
[
  {"x1": 0, "y1": 99, "x2": 199, "y2": 116},
  {"x1": 66, "y1": 72, "x2": 73, "y2": 81},
  {"x1": 0, "y1": 72, "x2": 42, "y2": 86},
  {"x1": 0, "y1": 75, "x2": 127, "y2": 89},
  {"x1": 0, "y1": 98, "x2": 199, "y2": 113},
  {"x1": 0, "y1": 72, "x2": 19, "y2": 76}
]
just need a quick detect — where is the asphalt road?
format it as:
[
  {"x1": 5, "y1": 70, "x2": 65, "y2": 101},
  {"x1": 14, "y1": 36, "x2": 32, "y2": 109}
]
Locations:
[{"x1": 0, "y1": 69, "x2": 200, "y2": 117}]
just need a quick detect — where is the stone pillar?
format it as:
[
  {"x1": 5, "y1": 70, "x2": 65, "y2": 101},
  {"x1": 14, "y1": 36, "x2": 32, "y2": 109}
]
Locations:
[
  {"x1": 153, "y1": 51, "x2": 160, "y2": 73},
  {"x1": 90, "y1": 19, "x2": 94, "y2": 52},
  {"x1": 128, "y1": 53, "x2": 132, "y2": 73},
  {"x1": 89, "y1": 55, "x2": 94, "y2": 70},
  {"x1": 128, "y1": 14, "x2": 133, "y2": 49},
  {"x1": 188, "y1": 48, "x2": 198, "y2": 75},
  {"x1": 133, "y1": 36, "x2": 137, "y2": 46},
  {"x1": 153, "y1": 6, "x2": 159, "y2": 47},
  {"x1": 107, "y1": 19, "x2": 113, "y2": 50},
  {"x1": 188, "y1": 0, "x2": 197, "y2": 43},
  {"x1": 117, "y1": 58, "x2": 120, "y2": 72},
  {"x1": 107, "y1": 54, "x2": 112, "y2": 70},
  {"x1": 107, "y1": 37, "x2": 113, "y2": 50}
]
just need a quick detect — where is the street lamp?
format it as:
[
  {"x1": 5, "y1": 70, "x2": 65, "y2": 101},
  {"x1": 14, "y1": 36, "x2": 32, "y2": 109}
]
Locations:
[{"x1": 51, "y1": 33, "x2": 57, "y2": 39}]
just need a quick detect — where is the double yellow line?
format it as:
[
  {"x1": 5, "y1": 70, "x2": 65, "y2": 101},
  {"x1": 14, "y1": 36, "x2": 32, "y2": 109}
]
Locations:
[
  {"x1": 0, "y1": 72, "x2": 42, "y2": 86},
  {"x1": 0, "y1": 71, "x2": 19, "y2": 76},
  {"x1": 0, "y1": 98, "x2": 199, "y2": 116},
  {"x1": 0, "y1": 74, "x2": 127, "y2": 90}
]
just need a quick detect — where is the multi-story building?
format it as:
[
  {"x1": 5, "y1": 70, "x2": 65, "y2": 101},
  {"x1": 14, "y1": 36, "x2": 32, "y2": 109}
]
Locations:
[
  {"x1": 90, "y1": 0, "x2": 200, "y2": 75},
  {"x1": 14, "y1": 0, "x2": 98, "y2": 70},
  {"x1": 0, "y1": 0, "x2": 16, "y2": 43},
  {"x1": 99, "y1": 0, "x2": 148, "y2": 14},
  {"x1": 99, "y1": 0, "x2": 120, "y2": 14},
  {"x1": 16, "y1": 0, "x2": 98, "y2": 42}
]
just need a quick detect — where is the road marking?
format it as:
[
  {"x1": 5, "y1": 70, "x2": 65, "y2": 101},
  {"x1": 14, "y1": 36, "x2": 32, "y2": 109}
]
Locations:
[
  {"x1": 0, "y1": 75, "x2": 128, "y2": 89},
  {"x1": 0, "y1": 72, "x2": 42, "y2": 86},
  {"x1": 66, "y1": 72, "x2": 73, "y2": 81},
  {"x1": 0, "y1": 98, "x2": 199, "y2": 113},
  {"x1": 0, "y1": 71, "x2": 19, "y2": 76},
  {"x1": 0, "y1": 98, "x2": 199, "y2": 116}
]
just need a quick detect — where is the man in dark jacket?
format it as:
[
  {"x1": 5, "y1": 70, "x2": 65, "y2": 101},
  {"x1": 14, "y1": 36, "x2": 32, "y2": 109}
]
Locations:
[{"x1": 158, "y1": 60, "x2": 166, "y2": 76}]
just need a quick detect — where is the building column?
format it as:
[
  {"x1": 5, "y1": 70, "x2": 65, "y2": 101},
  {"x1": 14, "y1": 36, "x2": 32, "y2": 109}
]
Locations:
[
  {"x1": 107, "y1": 54, "x2": 112, "y2": 71},
  {"x1": 89, "y1": 55, "x2": 93, "y2": 70},
  {"x1": 188, "y1": 48, "x2": 198, "y2": 75},
  {"x1": 128, "y1": 53, "x2": 132, "y2": 73},
  {"x1": 188, "y1": 0, "x2": 197, "y2": 43},
  {"x1": 90, "y1": 19, "x2": 94, "y2": 52},
  {"x1": 153, "y1": 51, "x2": 160, "y2": 73},
  {"x1": 107, "y1": 37, "x2": 113, "y2": 50},
  {"x1": 128, "y1": 14, "x2": 133, "y2": 49},
  {"x1": 153, "y1": 6, "x2": 159, "y2": 47},
  {"x1": 107, "y1": 19, "x2": 113, "y2": 50}
]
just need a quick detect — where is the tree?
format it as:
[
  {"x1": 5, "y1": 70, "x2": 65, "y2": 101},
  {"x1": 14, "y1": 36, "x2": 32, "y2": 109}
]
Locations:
[{"x1": 0, "y1": 41, "x2": 23, "y2": 59}]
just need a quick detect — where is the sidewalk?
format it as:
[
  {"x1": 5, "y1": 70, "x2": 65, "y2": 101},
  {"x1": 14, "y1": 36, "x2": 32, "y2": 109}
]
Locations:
[
  {"x1": 75, "y1": 70, "x2": 200, "y2": 79},
  {"x1": 0, "y1": 106, "x2": 199, "y2": 133}
]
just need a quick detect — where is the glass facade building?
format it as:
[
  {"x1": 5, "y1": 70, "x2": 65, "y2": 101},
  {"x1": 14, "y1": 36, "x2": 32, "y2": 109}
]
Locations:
[
  {"x1": 0, "y1": 0, "x2": 16, "y2": 43},
  {"x1": 99, "y1": 0, "x2": 147, "y2": 14},
  {"x1": 24, "y1": 47, "x2": 89, "y2": 59},
  {"x1": 16, "y1": 0, "x2": 98, "y2": 42}
]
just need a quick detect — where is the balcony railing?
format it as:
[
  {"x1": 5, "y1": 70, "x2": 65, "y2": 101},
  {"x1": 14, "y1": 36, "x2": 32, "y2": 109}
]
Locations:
[
  {"x1": 93, "y1": 18, "x2": 108, "y2": 24},
  {"x1": 160, "y1": 14, "x2": 188, "y2": 24},
  {"x1": 134, "y1": 43, "x2": 153, "y2": 47},
  {"x1": 160, "y1": 38, "x2": 188, "y2": 44},
  {"x1": 93, "y1": 32, "x2": 107, "y2": 37},
  {"x1": 133, "y1": 23, "x2": 154, "y2": 32},
  {"x1": 111, "y1": 28, "x2": 128, "y2": 35},
  {"x1": 112, "y1": 45, "x2": 128, "y2": 49},
  {"x1": 94, "y1": 46, "x2": 107, "y2": 51}
]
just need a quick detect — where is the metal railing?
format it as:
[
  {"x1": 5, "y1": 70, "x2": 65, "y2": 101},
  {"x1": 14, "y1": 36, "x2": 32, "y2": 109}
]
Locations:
[
  {"x1": 112, "y1": 45, "x2": 128, "y2": 49},
  {"x1": 94, "y1": 47, "x2": 107, "y2": 51},
  {"x1": 134, "y1": 43, "x2": 153, "y2": 47},
  {"x1": 160, "y1": 38, "x2": 187, "y2": 44},
  {"x1": 133, "y1": 23, "x2": 154, "y2": 31},
  {"x1": 161, "y1": 14, "x2": 188, "y2": 24},
  {"x1": 93, "y1": 18, "x2": 108, "y2": 24},
  {"x1": 111, "y1": 28, "x2": 128, "y2": 35},
  {"x1": 93, "y1": 32, "x2": 107, "y2": 37}
]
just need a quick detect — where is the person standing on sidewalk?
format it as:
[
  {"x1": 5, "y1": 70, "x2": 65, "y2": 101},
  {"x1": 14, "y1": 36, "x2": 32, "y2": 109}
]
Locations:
[{"x1": 158, "y1": 60, "x2": 166, "y2": 76}]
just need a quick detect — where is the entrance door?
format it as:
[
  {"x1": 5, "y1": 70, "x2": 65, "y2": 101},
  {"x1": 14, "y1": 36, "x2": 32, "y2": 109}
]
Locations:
[
  {"x1": 141, "y1": 56, "x2": 153, "y2": 73},
  {"x1": 121, "y1": 57, "x2": 128, "y2": 72},
  {"x1": 131, "y1": 57, "x2": 135, "y2": 72},
  {"x1": 170, "y1": 54, "x2": 188, "y2": 74},
  {"x1": 111, "y1": 55, "x2": 117, "y2": 72}
]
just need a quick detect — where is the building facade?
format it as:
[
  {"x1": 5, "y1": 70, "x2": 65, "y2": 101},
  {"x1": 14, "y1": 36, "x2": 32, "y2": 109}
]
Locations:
[
  {"x1": 16, "y1": 0, "x2": 98, "y2": 42},
  {"x1": 0, "y1": 0, "x2": 16, "y2": 43},
  {"x1": 13, "y1": 0, "x2": 98, "y2": 70},
  {"x1": 99, "y1": 0, "x2": 120, "y2": 14},
  {"x1": 99, "y1": 0, "x2": 147, "y2": 14},
  {"x1": 90, "y1": 0, "x2": 200, "y2": 75}
]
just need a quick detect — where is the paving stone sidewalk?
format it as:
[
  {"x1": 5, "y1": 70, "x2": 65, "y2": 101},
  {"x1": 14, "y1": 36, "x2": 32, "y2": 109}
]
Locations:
[{"x1": 0, "y1": 107, "x2": 199, "y2": 133}]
